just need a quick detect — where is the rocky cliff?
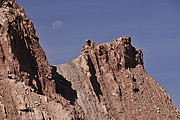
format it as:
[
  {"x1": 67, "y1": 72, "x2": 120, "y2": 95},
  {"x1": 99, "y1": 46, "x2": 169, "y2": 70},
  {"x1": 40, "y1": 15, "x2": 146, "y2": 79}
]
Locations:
[{"x1": 0, "y1": 0, "x2": 179, "y2": 120}]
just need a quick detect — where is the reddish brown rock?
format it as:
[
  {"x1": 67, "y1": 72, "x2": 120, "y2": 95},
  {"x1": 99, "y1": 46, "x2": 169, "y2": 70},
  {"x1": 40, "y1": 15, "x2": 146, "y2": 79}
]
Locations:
[
  {"x1": 0, "y1": 0, "x2": 52, "y2": 93},
  {"x1": 56, "y1": 36, "x2": 179, "y2": 120},
  {"x1": 0, "y1": 0, "x2": 179, "y2": 120}
]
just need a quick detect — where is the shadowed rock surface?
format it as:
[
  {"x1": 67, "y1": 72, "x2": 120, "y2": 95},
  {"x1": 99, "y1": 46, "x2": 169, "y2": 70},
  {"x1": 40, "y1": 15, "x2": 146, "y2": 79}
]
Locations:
[{"x1": 0, "y1": 0, "x2": 179, "y2": 120}]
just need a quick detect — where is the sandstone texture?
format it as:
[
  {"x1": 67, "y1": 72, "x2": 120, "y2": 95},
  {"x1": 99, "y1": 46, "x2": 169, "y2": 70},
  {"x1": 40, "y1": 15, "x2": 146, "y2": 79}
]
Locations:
[{"x1": 0, "y1": 0, "x2": 179, "y2": 120}]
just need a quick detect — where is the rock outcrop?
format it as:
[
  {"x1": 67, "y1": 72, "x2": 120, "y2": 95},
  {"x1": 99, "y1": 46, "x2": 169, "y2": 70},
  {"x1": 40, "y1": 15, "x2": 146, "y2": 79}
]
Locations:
[
  {"x1": 0, "y1": 0, "x2": 179, "y2": 120},
  {"x1": 0, "y1": 0, "x2": 52, "y2": 93}
]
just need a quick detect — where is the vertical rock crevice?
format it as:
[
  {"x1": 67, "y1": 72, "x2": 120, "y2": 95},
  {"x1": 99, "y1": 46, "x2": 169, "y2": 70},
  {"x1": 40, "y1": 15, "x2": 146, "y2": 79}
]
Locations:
[
  {"x1": 87, "y1": 55, "x2": 103, "y2": 102},
  {"x1": 8, "y1": 21, "x2": 44, "y2": 94}
]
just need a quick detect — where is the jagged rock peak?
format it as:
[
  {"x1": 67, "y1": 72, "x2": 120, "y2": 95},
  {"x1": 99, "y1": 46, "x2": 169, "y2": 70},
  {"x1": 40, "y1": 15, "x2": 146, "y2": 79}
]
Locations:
[
  {"x1": 113, "y1": 36, "x2": 131, "y2": 44},
  {"x1": 0, "y1": 0, "x2": 19, "y2": 8},
  {"x1": 0, "y1": 1, "x2": 179, "y2": 120},
  {"x1": 57, "y1": 35, "x2": 180, "y2": 119},
  {"x1": 0, "y1": 0, "x2": 52, "y2": 94},
  {"x1": 81, "y1": 36, "x2": 144, "y2": 69}
]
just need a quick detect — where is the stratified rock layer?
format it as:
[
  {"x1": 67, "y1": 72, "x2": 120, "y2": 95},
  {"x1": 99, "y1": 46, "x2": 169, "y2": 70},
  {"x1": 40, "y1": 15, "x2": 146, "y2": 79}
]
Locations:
[{"x1": 0, "y1": 0, "x2": 179, "y2": 120}]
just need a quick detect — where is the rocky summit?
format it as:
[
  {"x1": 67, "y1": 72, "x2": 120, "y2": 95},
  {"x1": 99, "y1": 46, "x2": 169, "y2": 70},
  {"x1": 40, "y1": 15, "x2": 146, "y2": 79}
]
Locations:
[{"x1": 0, "y1": 0, "x2": 179, "y2": 120}]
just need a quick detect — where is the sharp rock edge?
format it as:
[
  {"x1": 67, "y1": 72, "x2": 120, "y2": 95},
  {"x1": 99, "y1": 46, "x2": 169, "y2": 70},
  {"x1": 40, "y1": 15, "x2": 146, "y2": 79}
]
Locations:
[{"x1": 0, "y1": 0, "x2": 179, "y2": 120}]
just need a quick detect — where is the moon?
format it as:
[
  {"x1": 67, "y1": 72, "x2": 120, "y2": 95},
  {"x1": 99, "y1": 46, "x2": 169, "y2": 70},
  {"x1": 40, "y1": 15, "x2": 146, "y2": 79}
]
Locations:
[{"x1": 53, "y1": 21, "x2": 63, "y2": 30}]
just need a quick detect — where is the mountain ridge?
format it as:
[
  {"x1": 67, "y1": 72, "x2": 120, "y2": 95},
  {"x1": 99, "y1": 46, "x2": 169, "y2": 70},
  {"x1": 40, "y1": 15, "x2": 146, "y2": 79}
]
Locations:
[{"x1": 0, "y1": 0, "x2": 179, "y2": 120}]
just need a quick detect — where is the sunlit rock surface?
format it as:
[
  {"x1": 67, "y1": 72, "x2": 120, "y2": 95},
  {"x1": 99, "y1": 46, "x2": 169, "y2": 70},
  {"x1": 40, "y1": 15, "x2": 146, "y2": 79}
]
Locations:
[{"x1": 0, "y1": 0, "x2": 179, "y2": 120}]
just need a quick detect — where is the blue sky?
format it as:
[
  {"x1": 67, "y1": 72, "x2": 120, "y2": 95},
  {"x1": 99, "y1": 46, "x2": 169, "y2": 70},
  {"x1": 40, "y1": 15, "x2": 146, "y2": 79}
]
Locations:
[{"x1": 16, "y1": 0, "x2": 180, "y2": 110}]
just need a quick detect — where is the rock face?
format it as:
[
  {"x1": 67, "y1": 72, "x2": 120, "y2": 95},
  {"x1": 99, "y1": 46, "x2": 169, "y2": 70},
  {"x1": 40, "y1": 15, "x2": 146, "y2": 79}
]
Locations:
[
  {"x1": 0, "y1": 0, "x2": 179, "y2": 120},
  {"x1": 0, "y1": 0, "x2": 52, "y2": 93}
]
